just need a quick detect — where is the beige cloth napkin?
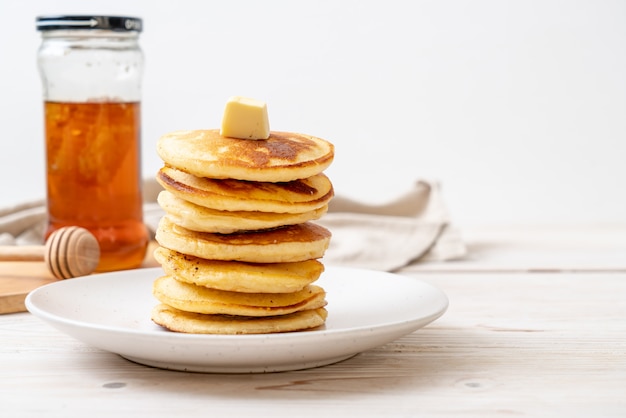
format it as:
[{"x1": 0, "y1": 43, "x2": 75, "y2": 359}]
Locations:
[
  {"x1": 314, "y1": 180, "x2": 466, "y2": 270},
  {"x1": 0, "y1": 179, "x2": 466, "y2": 271}
]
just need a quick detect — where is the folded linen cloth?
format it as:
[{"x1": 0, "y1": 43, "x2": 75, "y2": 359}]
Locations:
[
  {"x1": 314, "y1": 180, "x2": 466, "y2": 271},
  {"x1": 0, "y1": 201, "x2": 47, "y2": 246},
  {"x1": 0, "y1": 178, "x2": 466, "y2": 271}
]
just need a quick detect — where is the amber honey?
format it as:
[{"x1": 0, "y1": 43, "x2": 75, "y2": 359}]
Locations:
[{"x1": 44, "y1": 101, "x2": 148, "y2": 272}]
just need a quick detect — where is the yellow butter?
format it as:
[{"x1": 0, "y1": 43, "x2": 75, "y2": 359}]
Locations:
[{"x1": 220, "y1": 96, "x2": 270, "y2": 140}]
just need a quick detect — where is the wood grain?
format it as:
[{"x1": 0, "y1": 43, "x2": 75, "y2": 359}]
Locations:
[{"x1": 1, "y1": 271, "x2": 624, "y2": 417}]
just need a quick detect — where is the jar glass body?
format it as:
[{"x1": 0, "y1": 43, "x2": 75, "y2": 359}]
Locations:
[{"x1": 37, "y1": 29, "x2": 148, "y2": 272}]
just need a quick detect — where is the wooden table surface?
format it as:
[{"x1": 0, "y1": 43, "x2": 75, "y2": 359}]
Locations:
[{"x1": 1, "y1": 225, "x2": 625, "y2": 417}]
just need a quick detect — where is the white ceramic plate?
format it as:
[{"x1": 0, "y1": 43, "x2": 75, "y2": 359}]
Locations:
[{"x1": 26, "y1": 266, "x2": 448, "y2": 373}]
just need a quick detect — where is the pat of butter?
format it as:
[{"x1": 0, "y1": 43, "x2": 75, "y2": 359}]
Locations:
[{"x1": 220, "y1": 96, "x2": 270, "y2": 140}]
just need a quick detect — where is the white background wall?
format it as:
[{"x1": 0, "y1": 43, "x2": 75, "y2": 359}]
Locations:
[{"x1": 1, "y1": 0, "x2": 624, "y2": 227}]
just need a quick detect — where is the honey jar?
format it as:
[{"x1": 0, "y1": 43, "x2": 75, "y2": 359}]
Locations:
[{"x1": 36, "y1": 15, "x2": 148, "y2": 272}]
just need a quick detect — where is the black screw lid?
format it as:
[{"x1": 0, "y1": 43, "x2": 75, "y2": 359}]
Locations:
[{"x1": 36, "y1": 15, "x2": 142, "y2": 32}]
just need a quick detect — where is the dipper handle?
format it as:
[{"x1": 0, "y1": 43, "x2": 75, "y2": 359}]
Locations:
[{"x1": 0, "y1": 246, "x2": 45, "y2": 261}]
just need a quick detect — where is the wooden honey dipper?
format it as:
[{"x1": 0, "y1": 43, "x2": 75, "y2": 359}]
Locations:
[{"x1": 0, "y1": 226, "x2": 100, "y2": 280}]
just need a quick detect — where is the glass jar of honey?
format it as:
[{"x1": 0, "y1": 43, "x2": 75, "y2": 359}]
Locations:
[{"x1": 36, "y1": 15, "x2": 148, "y2": 272}]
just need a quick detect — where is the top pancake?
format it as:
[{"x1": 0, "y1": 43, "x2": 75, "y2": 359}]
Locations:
[{"x1": 156, "y1": 129, "x2": 334, "y2": 182}]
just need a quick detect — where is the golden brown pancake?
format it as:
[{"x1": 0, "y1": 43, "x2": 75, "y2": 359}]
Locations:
[
  {"x1": 155, "y1": 217, "x2": 331, "y2": 263},
  {"x1": 158, "y1": 190, "x2": 328, "y2": 234},
  {"x1": 153, "y1": 276, "x2": 327, "y2": 316},
  {"x1": 156, "y1": 167, "x2": 333, "y2": 214},
  {"x1": 152, "y1": 304, "x2": 328, "y2": 334},
  {"x1": 154, "y1": 247, "x2": 324, "y2": 293},
  {"x1": 156, "y1": 129, "x2": 334, "y2": 182}
]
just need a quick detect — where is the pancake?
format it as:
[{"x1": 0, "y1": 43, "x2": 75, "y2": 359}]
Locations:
[
  {"x1": 156, "y1": 217, "x2": 331, "y2": 263},
  {"x1": 151, "y1": 304, "x2": 328, "y2": 334},
  {"x1": 154, "y1": 247, "x2": 323, "y2": 293},
  {"x1": 156, "y1": 129, "x2": 334, "y2": 182},
  {"x1": 159, "y1": 195, "x2": 328, "y2": 234},
  {"x1": 159, "y1": 191, "x2": 328, "y2": 233},
  {"x1": 153, "y1": 276, "x2": 327, "y2": 316},
  {"x1": 156, "y1": 167, "x2": 333, "y2": 214}
]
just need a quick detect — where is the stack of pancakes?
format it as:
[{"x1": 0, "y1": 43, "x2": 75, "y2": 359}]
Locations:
[{"x1": 151, "y1": 129, "x2": 335, "y2": 334}]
